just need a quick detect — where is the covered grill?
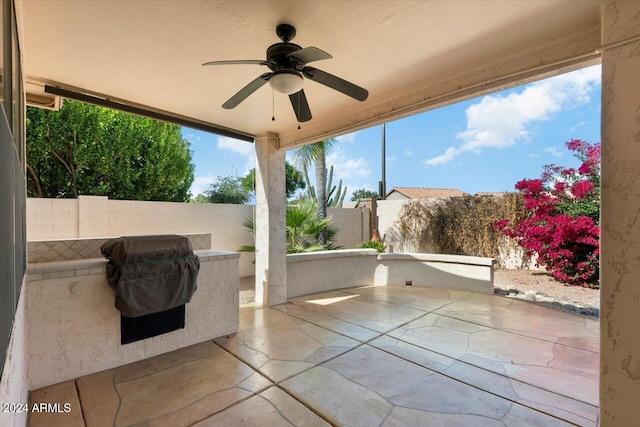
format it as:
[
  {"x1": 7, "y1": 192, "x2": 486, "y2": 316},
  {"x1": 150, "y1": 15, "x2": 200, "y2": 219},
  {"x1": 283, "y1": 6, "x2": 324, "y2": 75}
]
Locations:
[
  {"x1": 101, "y1": 234, "x2": 199, "y2": 317},
  {"x1": 101, "y1": 235, "x2": 199, "y2": 344}
]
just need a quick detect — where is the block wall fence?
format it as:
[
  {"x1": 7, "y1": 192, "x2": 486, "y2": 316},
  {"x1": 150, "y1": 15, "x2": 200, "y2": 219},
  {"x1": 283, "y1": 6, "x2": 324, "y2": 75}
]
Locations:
[{"x1": 26, "y1": 196, "x2": 371, "y2": 277}]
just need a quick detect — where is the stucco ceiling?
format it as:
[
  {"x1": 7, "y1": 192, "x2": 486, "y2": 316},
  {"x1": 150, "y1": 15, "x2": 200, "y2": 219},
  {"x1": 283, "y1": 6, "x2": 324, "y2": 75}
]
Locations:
[{"x1": 18, "y1": 0, "x2": 601, "y2": 148}]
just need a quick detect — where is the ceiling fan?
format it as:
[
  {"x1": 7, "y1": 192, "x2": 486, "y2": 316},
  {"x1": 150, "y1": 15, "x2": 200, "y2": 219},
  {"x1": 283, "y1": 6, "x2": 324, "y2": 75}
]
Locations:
[{"x1": 203, "y1": 24, "x2": 369, "y2": 123}]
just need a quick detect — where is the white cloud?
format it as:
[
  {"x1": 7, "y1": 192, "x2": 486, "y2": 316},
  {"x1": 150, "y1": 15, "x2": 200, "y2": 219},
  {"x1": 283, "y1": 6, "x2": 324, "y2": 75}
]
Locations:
[
  {"x1": 403, "y1": 149, "x2": 414, "y2": 157},
  {"x1": 425, "y1": 147, "x2": 461, "y2": 166},
  {"x1": 529, "y1": 153, "x2": 540, "y2": 158},
  {"x1": 190, "y1": 174, "x2": 216, "y2": 196},
  {"x1": 424, "y1": 65, "x2": 601, "y2": 166},
  {"x1": 323, "y1": 148, "x2": 372, "y2": 202},
  {"x1": 386, "y1": 155, "x2": 396, "y2": 165},
  {"x1": 216, "y1": 136, "x2": 255, "y2": 173},
  {"x1": 335, "y1": 131, "x2": 359, "y2": 143},
  {"x1": 327, "y1": 150, "x2": 372, "y2": 180},
  {"x1": 544, "y1": 147, "x2": 563, "y2": 157},
  {"x1": 184, "y1": 133, "x2": 202, "y2": 143},
  {"x1": 569, "y1": 121, "x2": 587, "y2": 132},
  {"x1": 217, "y1": 136, "x2": 254, "y2": 157},
  {"x1": 291, "y1": 146, "x2": 372, "y2": 203}
]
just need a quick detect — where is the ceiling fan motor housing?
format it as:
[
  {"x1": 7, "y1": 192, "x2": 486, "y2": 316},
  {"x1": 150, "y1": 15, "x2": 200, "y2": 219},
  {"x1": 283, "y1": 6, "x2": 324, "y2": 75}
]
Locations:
[{"x1": 266, "y1": 43, "x2": 304, "y2": 70}]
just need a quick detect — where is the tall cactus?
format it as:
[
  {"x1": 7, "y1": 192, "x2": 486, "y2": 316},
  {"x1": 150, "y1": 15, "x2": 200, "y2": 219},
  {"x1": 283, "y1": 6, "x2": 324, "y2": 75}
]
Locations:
[
  {"x1": 326, "y1": 166, "x2": 347, "y2": 208},
  {"x1": 303, "y1": 164, "x2": 347, "y2": 208}
]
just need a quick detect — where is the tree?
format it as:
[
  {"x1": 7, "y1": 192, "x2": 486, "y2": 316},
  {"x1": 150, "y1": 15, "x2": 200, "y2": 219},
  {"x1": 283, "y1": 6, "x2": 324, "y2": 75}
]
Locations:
[
  {"x1": 26, "y1": 100, "x2": 194, "y2": 201},
  {"x1": 294, "y1": 138, "x2": 336, "y2": 243},
  {"x1": 351, "y1": 188, "x2": 379, "y2": 201},
  {"x1": 190, "y1": 194, "x2": 210, "y2": 204},
  {"x1": 202, "y1": 174, "x2": 251, "y2": 204},
  {"x1": 242, "y1": 161, "x2": 306, "y2": 199},
  {"x1": 495, "y1": 140, "x2": 600, "y2": 288}
]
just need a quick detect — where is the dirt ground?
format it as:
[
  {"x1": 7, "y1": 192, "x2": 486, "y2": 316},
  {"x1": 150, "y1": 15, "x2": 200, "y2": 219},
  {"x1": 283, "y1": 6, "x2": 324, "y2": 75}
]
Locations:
[
  {"x1": 239, "y1": 270, "x2": 600, "y2": 308},
  {"x1": 493, "y1": 269, "x2": 600, "y2": 307}
]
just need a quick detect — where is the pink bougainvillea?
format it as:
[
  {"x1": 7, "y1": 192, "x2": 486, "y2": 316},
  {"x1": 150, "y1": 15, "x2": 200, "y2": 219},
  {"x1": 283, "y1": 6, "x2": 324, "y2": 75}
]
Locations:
[
  {"x1": 570, "y1": 180, "x2": 595, "y2": 199},
  {"x1": 495, "y1": 139, "x2": 600, "y2": 288}
]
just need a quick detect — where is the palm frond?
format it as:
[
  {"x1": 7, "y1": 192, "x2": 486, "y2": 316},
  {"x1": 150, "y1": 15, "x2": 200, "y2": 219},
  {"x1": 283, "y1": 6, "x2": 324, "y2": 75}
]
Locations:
[
  {"x1": 293, "y1": 138, "x2": 337, "y2": 170},
  {"x1": 242, "y1": 216, "x2": 255, "y2": 233},
  {"x1": 323, "y1": 242, "x2": 344, "y2": 251},
  {"x1": 239, "y1": 195, "x2": 343, "y2": 254}
]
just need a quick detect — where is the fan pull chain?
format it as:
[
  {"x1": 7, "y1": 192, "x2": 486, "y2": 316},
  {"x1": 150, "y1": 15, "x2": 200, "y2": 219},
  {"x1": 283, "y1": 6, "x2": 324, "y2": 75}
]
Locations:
[
  {"x1": 297, "y1": 91, "x2": 301, "y2": 130},
  {"x1": 271, "y1": 85, "x2": 275, "y2": 121}
]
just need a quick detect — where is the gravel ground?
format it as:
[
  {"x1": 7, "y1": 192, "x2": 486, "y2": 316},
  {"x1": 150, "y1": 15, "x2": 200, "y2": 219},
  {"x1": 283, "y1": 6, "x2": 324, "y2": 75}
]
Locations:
[
  {"x1": 240, "y1": 270, "x2": 601, "y2": 308},
  {"x1": 494, "y1": 269, "x2": 600, "y2": 307},
  {"x1": 239, "y1": 276, "x2": 256, "y2": 305}
]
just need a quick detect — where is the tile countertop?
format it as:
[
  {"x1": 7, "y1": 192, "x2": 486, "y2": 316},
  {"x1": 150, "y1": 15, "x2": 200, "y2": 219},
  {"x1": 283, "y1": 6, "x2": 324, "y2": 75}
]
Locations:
[{"x1": 27, "y1": 249, "x2": 240, "y2": 275}]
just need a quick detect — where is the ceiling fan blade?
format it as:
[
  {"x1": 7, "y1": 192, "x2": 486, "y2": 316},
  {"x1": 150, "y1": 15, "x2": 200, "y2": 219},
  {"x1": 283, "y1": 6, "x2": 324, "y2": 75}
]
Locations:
[
  {"x1": 289, "y1": 89, "x2": 312, "y2": 122},
  {"x1": 203, "y1": 60, "x2": 269, "y2": 66},
  {"x1": 303, "y1": 67, "x2": 368, "y2": 101},
  {"x1": 222, "y1": 73, "x2": 272, "y2": 109},
  {"x1": 287, "y1": 47, "x2": 332, "y2": 64}
]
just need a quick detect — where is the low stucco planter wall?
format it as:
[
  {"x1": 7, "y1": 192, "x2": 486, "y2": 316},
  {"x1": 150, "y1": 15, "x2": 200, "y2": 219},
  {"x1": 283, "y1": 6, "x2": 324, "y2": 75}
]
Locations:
[
  {"x1": 375, "y1": 253, "x2": 495, "y2": 294},
  {"x1": 286, "y1": 250, "x2": 495, "y2": 298},
  {"x1": 25, "y1": 249, "x2": 239, "y2": 390},
  {"x1": 286, "y1": 249, "x2": 380, "y2": 298}
]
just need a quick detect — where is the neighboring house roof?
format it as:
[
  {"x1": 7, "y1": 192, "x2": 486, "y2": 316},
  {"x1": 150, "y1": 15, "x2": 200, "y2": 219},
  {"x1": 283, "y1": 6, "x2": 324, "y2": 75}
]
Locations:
[
  {"x1": 475, "y1": 191, "x2": 508, "y2": 198},
  {"x1": 385, "y1": 187, "x2": 468, "y2": 199}
]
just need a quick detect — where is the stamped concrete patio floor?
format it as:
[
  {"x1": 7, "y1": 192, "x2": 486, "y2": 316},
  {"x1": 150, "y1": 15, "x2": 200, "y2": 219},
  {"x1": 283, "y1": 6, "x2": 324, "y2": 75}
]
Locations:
[{"x1": 29, "y1": 285, "x2": 599, "y2": 427}]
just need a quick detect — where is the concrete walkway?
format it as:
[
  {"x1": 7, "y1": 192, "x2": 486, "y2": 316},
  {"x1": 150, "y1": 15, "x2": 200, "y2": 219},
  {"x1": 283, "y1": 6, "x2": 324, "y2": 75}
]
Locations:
[{"x1": 29, "y1": 285, "x2": 599, "y2": 426}]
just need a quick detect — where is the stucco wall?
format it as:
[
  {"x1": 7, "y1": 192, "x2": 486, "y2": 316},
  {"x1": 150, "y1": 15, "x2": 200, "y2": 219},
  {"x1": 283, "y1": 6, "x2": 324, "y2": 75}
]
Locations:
[
  {"x1": 327, "y1": 207, "x2": 369, "y2": 248},
  {"x1": 106, "y1": 199, "x2": 255, "y2": 275},
  {"x1": 600, "y1": 1, "x2": 640, "y2": 424},
  {"x1": 385, "y1": 192, "x2": 408, "y2": 201},
  {"x1": 26, "y1": 197, "x2": 369, "y2": 278},
  {"x1": 25, "y1": 250, "x2": 240, "y2": 390},
  {"x1": 26, "y1": 198, "x2": 79, "y2": 240},
  {"x1": 286, "y1": 249, "x2": 495, "y2": 298},
  {"x1": 376, "y1": 199, "x2": 409, "y2": 251},
  {"x1": 375, "y1": 253, "x2": 494, "y2": 294},
  {"x1": 287, "y1": 249, "x2": 380, "y2": 298},
  {"x1": 0, "y1": 287, "x2": 28, "y2": 427}
]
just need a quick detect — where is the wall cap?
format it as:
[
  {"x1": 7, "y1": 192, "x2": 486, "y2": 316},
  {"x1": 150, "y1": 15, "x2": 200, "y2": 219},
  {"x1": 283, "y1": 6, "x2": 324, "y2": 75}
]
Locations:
[
  {"x1": 27, "y1": 249, "x2": 239, "y2": 274},
  {"x1": 378, "y1": 253, "x2": 495, "y2": 267},
  {"x1": 287, "y1": 249, "x2": 379, "y2": 264}
]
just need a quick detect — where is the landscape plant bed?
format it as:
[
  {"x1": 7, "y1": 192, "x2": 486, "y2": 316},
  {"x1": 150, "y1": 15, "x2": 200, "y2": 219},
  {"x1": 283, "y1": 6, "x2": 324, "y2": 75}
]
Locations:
[{"x1": 494, "y1": 269, "x2": 600, "y2": 318}]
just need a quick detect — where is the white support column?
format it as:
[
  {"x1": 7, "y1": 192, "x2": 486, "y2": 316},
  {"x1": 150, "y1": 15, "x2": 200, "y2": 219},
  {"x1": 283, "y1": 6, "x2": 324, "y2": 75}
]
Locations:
[
  {"x1": 254, "y1": 134, "x2": 287, "y2": 306},
  {"x1": 600, "y1": 2, "x2": 640, "y2": 425}
]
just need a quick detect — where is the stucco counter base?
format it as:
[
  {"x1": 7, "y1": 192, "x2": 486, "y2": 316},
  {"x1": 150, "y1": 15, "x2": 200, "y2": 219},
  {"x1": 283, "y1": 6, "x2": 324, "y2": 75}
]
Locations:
[{"x1": 25, "y1": 250, "x2": 240, "y2": 390}]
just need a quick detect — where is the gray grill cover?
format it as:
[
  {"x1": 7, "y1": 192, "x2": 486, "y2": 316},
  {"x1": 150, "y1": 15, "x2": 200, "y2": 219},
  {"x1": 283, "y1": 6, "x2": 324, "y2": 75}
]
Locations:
[{"x1": 101, "y1": 235, "x2": 199, "y2": 318}]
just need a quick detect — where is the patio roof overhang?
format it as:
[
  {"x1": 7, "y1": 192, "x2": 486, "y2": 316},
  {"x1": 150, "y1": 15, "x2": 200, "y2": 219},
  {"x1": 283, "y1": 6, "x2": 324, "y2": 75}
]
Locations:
[{"x1": 17, "y1": 0, "x2": 602, "y2": 148}]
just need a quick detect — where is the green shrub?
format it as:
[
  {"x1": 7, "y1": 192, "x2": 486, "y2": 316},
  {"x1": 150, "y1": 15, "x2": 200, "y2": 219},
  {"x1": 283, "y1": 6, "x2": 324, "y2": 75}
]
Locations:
[
  {"x1": 238, "y1": 201, "x2": 342, "y2": 254},
  {"x1": 357, "y1": 240, "x2": 387, "y2": 253}
]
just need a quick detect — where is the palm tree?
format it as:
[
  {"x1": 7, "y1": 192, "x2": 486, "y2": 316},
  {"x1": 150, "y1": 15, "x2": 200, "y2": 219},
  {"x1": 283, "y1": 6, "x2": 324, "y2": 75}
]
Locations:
[
  {"x1": 238, "y1": 201, "x2": 342, "y2": 254},
  {"x1": 294, "y1": 138, "x2": 336, "y2": 244}
]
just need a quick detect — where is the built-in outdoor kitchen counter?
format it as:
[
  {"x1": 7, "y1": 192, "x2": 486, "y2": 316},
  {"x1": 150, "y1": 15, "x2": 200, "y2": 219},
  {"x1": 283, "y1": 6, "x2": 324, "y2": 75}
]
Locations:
[{"x1": 24, "y1": 234, "x2": 239, "y2": 390}]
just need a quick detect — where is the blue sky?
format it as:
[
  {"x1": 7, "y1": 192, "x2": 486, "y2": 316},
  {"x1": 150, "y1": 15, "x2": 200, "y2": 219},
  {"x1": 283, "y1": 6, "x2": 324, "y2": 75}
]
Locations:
[{"x1": 183, "y1": 64, "x2": 601, "y2": 200}]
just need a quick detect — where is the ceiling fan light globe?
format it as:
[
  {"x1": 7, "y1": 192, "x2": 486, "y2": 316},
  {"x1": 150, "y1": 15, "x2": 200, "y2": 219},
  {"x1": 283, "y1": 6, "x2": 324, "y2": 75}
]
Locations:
[{"x1": 270, "y1": 71, "x2": 304, "y2": 95}]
